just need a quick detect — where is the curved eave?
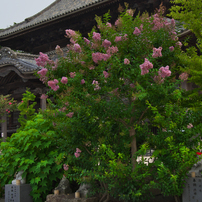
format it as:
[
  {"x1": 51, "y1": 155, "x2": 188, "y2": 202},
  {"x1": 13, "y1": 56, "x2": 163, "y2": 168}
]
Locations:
[{"x1": 0, "y1": 65, "x2": 39, "y2": 80}]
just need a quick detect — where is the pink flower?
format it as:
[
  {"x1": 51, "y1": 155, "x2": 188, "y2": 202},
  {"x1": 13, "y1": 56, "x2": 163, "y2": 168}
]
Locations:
[
  {"x1": 140, "y1": 24, "x2": 143, "y2": 31},
  {"x1": 52, "y1": 59, "x2": 58, "y2": 70},
  {"x1": 84, "y1": 37, "x2": 90, "y2": 45},
  {"x1": 89, "y1": 65, "x2": 95, "y2": 70},
  {"x1": 124, "y1": 58, "x2": 130, "y2": 65},
  {"x1": 37, "y1": 68, "x2": 48, "y2": 76},
  {"x1": 169, "y1": 46, "x2": 174, "y2": 52},
  {"x1": 70, "y1": 38, "x2": 76, "y2": 44},
  {"x1": 106, "y1": 46, "x2": 118, "y2": 55},
  {"x1": 48, "y1": 80, "x2": 60, "y2": 91},
  {"x1": 139, "y1": 58, "x2": 153, "y2": 75},
  {"x1": 158, "y1": 66, "x2": 171, "y2": 78},
  {"x1": 133, "y1": 27, "x2": 141, "y2": 36},
  {"x1": 123, "y1": 34, "x2": 128, "y2": 40},
  {"x1": 74, "y1": 43, "x2": 82, "y2": 53},
  {"x1": 152, "y1": 47, "x2": 162, "y2": 58},
  {"x1": 103, "y1": 71, "x2": 109, "y2": 78},
  {"x1": 176, "y1": 41, "x2": 182, "y2": 48},
  {"x1": 69, "y1": 72, "x2": 76, "y2": 78},
  {"x1": 63, "y1": 164, "x2": 69, "y2": 171},
  {"x1": 66, "y1": 112, "x2": 74, "y2": 118},
  {"x1": 114, "y1": 36, "x2": 122, "y2": 42},
  {"x1": 179, "y1": 72, "x2": 188, "y2": 81},
  {"x1": 102, "y1": 39, "x2": 111, "y2": 48},
  {"x1": 74, "y1": 152, "x2": 80, "y2": 158},
  {"x1": 92, "y1": 32, "x2": 101, "y2": 41},
  {"x1": 126, "y1": 9, "x2": 134, "y2": 16},
  {"x1": 92, "y1": 80, "x2": 101, "y2": 90},
  {"x1": 35, "y1": 52, "x2": 50, "y2": 67},
  {"x1": 9, "y1": 102, "x2": 12, "y2": 105},
  {"x1": 187, "y1": 123, "x2": 193, "y2": 129},
  {"x1": 61, "y1": 77, "x2": 68, "y2": 84},
  {"x1": 106, "y1": 22, "x2": 112, "y2": 27},
  {"x1": 76, "y1": 148, "x2": 82, "y2": 153},
  {"x1": 65, "y1": 29, "x2": 76, "y2": 38},
  {"x1": 40, "y1": 94, "x2": 48, "y2": 99},
  {"x1": 81, "y1": 79, "x2": 85, "y2": 84},
  {"x1": 115, "y1": 18, "x2": 121, "y2": 26},
  {"x1": 92, "y1": 52, "x2": 111, "y2": 63}
]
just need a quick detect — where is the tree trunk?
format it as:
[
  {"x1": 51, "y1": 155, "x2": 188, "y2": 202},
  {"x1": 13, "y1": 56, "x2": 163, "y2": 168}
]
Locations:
[{"x1": 130, "y1": 128, "x2": 137, "y2": 170}]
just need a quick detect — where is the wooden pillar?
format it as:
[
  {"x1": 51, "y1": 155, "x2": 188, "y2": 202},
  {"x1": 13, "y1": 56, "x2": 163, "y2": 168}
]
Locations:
[
  {"x1": 40, "y1": 98, "x2": 46, "y2": 111},
  {"x1": 1, "y1": 113, "x2": 7, "y2": 142}
]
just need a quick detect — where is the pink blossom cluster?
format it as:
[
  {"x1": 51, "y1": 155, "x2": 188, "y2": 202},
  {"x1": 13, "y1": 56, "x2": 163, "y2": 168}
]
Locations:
[
  {"x1": 124, "y1": 58, "x2": 130, "y2": 65},
  {"x1": 114, "y1": 35, "x2": 128, "y2": 42},
  {"x1": 84, "y1": 37, "x2": 90, "y2": 45},
  {"x1": 115, "y1": 36, "x2": 122, "y2": 42},
  {"x1": 65, "y1": 29, "x2": 76, "y2": 38},
  {"x1": 35, "y1": 52, "x2": 51, "y2": 67},
  {"x1": 40, "y1": 94, "x2": 48, "y2": 99},
  {"x1": 151, "y1": 14, "x2": 164, "y2": 31},
  {"x1": 70, "y1": 38, "x2": 76, "y2": 44},
  {"x1": 89, "y1": 65, "x2": 95, "y2": 70},
  {"x1": 92, "y1": 52, "x2": 111, "y2": 63},
  {"x1": 37, "y1": 68, "x2": 48, "y2": 77},
  {"x1": 103, "y1": 71, "x2": 109, "y2": 78},
  {"x1": 133, "y1": 27, "x2": 141, "y2": 36},
  {"x1": 66, "y1": 112, "x2": 74, "y2": 118},
  {"x1": 106, "y1": 22, "x2": 112, "y2": 28},
  {"x1": 92, "y1": 32, "x2": 101, "y2": 41},
  {"x1": 37, "y1": 68, "x2": 48, "y2": 83},
  {"x1": 126, "y1": 9, "x2": 134, "y2": 16},
  {"x1": 169, "y1": 46, "x2": 174, "y2": 52},
  {"x1": 106, "y1": 46, "x2": 118, "y2": 55},
  {"x1": 115, "y1": 18, "x2": 121, "y2": 26},
  {"x1": 102, "y1": 39, "x2": 111, "y2": 48},
  {"x1": 139, "y1": 58, "x2": 153, "y2": 75},
  {"x1": 74, "y1": 148, "x2": 82, "y2": 158},
  {"x1": 176, "y1": 41, "x2": 182, "y2": 48},
  {"x1": 187, "y1": 123, "x2": 193, "y2": 129},
  {"x1": 69, "y1": 72, "x2": 76, "y2": 78},
  {"x1": 158, "y1": 66, "x2": 171, "y2": 78},
  {"x1": 52, "y1": 59, "x2": 58, "y2": 70},
  {"x1": 61, "y1": 77, "x2": 68, "y2": 84},
  {"x1": 74, "y1": 43, "x2": 82, "y2": 53},
  {"x1": 63, "y1": 164, "x2": 69, "y2": 171},
  {"x1": 81, "y1": 79, "x2": 85, "y2": 84},
  {"x1": 59, "y1": 107, "x2": 66, "y2": 112},
  {"x1": 6, "y1": 109, "x2": 10, "y2": 113},
  {"x1": 170, "y1": 31, "x2": 178, "y2": 41},
  {"x1": 179, "y1": 72, "x2": 188, "y2": 81},
  {"x1": 152, "y1": 47, "x2": 162, "y2": 58},
  {"x1": 48, "y1": 79, "x2": 59, "y2": 91},
  {"x1": 92, "y1": 80, "x2": 101, "y2": 90}
]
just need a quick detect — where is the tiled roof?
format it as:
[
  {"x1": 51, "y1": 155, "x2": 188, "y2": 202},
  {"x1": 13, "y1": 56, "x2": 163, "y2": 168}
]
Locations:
[
  {"x1": 0, "y1": 47, "x2": 40, "y2": 75},
  {"x1": 0, "y1": 0, "x2": 111, "y2": 38}
]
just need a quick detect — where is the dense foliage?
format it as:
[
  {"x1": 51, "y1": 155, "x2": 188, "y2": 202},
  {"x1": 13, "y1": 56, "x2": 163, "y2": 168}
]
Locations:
[{"x1": 1, "y1": 5, "x2": 202, "y2": 202}]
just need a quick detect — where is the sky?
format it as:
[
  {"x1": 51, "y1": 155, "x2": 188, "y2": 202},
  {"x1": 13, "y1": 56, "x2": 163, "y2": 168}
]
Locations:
[{"x1": 0, "y1": 0, "x2": 55, "y2": 29}]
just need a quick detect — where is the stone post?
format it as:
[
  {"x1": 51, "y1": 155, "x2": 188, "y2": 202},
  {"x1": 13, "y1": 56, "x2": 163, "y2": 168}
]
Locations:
[
  {"x1": 40, "y1": 98, "x2": 46, "y2": 111},
  {"x1": 1, "y1": 113, "x2": 7, "y2": 142}
]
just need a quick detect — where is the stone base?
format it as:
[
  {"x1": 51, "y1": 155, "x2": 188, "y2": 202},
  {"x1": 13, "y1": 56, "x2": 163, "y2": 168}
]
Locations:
[{"x1": 46, "y1": 194, "x2": 97, "y2": 202}]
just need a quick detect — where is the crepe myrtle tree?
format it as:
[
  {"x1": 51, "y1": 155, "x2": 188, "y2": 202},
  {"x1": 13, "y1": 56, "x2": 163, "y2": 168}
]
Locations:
[{"x1": 35, "y1": 6, "x2": 186, "y2": 171}]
